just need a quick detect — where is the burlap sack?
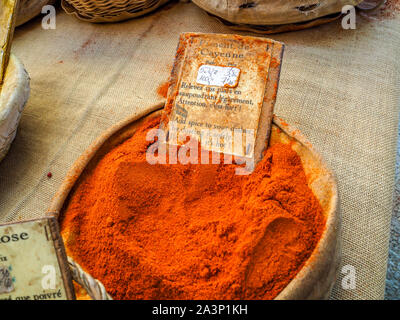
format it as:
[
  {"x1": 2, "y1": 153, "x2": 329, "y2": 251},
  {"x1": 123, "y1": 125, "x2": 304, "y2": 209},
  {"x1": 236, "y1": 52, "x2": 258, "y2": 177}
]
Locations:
[{"x1": 0, "y1": 2, "x2": 398, "y2": 300}]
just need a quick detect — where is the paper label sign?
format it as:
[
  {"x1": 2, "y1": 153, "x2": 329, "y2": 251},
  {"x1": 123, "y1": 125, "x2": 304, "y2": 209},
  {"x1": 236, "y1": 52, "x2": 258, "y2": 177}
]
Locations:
[
  {"x1": 160, "y1": 33, "x2": 284, "y2": 162},
  {"x1": 196, "y1": 65, "x2": 241, "y2": 87},
  {"x1": 0, "y1": 217, "x2": 75, "y2": 300}
]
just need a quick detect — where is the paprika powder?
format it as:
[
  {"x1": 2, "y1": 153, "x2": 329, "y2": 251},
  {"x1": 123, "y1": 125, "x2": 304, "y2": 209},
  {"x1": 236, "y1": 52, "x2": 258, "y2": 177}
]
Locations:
[{"x1": 60, "y1": 116, "x2": 326, "y2": 300}]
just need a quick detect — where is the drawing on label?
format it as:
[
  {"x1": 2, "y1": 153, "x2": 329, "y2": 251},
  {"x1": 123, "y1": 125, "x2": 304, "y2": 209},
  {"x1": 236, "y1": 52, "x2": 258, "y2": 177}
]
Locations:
[
  {"x1": 0, "y1": 266, "x2": 14, "y2": 294},
  {"x1": 196, "y1": 65, "x2": 240, "y2": 87}
]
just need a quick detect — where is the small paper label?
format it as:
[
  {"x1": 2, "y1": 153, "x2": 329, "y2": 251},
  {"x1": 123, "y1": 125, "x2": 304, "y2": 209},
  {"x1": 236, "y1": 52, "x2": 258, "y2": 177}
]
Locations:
[
  {"x1": 196, "y1": 65, "x2": 240, "y2": 87},
  {"x1": 0, "y1": 219, "x2": 71, "y2": 300},
  {"x1": 0, "y1": 266, "x2": 14, "y2": 294}
]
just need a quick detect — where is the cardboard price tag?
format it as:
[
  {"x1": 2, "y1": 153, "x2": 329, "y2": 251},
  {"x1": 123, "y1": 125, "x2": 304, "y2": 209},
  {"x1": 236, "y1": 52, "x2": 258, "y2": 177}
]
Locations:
[
  {"x1": 0, "y1": 217, "x2": 75, "y2": 300},
  {"x1": 160, "y1": 32, "x2": 284, "y2": 164}
]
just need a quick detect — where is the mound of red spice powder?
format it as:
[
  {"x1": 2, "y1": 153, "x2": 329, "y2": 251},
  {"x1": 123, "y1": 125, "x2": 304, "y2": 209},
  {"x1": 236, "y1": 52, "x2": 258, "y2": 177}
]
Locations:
[{"x1": 61, "y1": 117, "x2": 326, "y2": 300}]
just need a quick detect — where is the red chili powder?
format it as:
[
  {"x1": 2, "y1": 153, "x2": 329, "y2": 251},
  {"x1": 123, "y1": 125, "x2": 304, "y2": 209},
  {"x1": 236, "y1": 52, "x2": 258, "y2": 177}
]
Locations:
[{"x1": 61, "y1": 117, "x2": 326, "y2": 300}]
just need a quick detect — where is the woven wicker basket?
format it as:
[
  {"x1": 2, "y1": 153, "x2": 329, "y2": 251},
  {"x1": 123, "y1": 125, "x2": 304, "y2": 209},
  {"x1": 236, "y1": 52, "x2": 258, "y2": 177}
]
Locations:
[
  {"x1": 61, "y1": 0, "x2": 170, "y2": 23},
  {"x1": 48, "y1": 103, "x2": 340, "y2": 300}
]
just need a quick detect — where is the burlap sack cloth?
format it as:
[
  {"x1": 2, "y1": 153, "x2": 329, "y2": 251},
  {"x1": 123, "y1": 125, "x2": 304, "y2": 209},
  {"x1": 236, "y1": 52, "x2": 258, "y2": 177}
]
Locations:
[{"x1": 0, "y1": 2, "x2": 398, "y2": 300}]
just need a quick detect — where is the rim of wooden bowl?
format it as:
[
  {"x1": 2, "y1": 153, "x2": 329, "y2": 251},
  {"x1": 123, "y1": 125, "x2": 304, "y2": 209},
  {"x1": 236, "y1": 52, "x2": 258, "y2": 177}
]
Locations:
[
  {"x1": 272, "y1": 116, "x2": 341, "y2": 299},
  {"x1": 48, "y1": 103, "x2": 340, "y2": 300}
]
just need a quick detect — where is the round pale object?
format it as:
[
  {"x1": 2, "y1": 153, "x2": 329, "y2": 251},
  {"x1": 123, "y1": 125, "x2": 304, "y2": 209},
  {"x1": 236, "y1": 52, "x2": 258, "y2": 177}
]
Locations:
[
  {"x1": 16, "y1": 0, "x2": 55, "y2": 26},
  {"x1": 0, "y1": 55, "x2": 30, "y2": 162},
  {"x1": 48, "y1": 104, "x2": 340, "y2": 300},
  {"x1": 192, "y1": 0, "x2": 362, "y2": 25}
]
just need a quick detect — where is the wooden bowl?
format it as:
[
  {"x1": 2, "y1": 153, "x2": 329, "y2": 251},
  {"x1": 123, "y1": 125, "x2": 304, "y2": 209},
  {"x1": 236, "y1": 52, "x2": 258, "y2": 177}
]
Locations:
[
  {"x1": 0, "y1": 55, "x2": 30, "y2": 162},
  {"x1": 16, "y1": 0, "x2": 56, "y2": 26},
  {"x1": 48, "y1": 103, "x2": 340, "y2": 300}
]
